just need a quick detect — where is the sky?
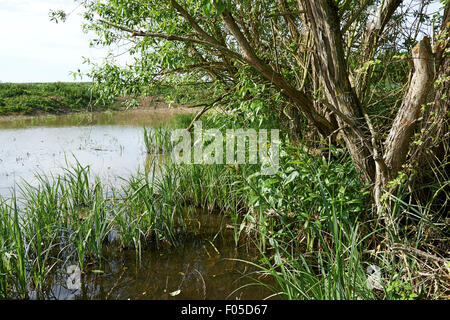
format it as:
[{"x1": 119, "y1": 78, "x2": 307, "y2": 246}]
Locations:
[
  {"x1": 0, "y1": 0, "x2": 114, "y2": 83},
  {"x1": 0, "y1": 0, "x2": 444, "y2": 83}
]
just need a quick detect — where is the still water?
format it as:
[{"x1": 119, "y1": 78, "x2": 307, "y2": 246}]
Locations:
[
  {"x1": 0, "y1": 110, "x2": 182, "y2": 198},
  {"x1": 30, "y1": 213, "x2": 272, "y2": 300},
  {"x1": 0, "y1": 110, "x2": 275, "y2": 300}
]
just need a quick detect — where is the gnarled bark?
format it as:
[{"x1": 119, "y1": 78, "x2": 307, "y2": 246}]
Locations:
[
  {"x1": 384, "y1": 37, "x2": 434, "y2": 177},
  {"x1": 302, "y1": 0, "x2": 376, "y2": 182},
  {"x1": 302, "y1": 1, "x2": 436, "y2": 219}
]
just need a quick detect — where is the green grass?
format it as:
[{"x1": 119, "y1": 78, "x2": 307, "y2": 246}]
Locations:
[
  {"x1": 239, "y1": 189, "x2": 449, "y2": 300},
  {"x1": 0, "y1": 160, "x2": 193, "y2": 298},
  {"x1": 143, "y1": 127, "x2": 173, "y2": 154},
  {"x1": 142, "y1": 83, "x2": 217, "y2": 106},
  {"x1": 143, "y1": 113, "x2": 195, "y2": 154},
  {"x1": 0, "y1": 82, "x2": 115, "y2": 115}
]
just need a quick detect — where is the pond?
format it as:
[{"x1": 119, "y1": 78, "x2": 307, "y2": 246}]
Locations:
[
  {"x1": 0, "y1": 110, "x2": 274, "y2": 300},
  {"x1": 0, "y1": 110, "x2": 184, "y2": 198}
]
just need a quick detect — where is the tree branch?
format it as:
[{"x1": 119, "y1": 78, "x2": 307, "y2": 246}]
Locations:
[
  {"x1": 98, "y1": 19, "x2": 246, "y2": 63},
  {"x1": 186, "y1": 93, "x2": 230, "y2": 131},
  {"x1": 169, "y1": 0, "x2": 221, "y2": 46},
  {"x1": 219, "y1": 8, "x2": 335, "y2": 136},
  {"x1": 384, "y1": 36, "x2": 435, "y2": 177}
]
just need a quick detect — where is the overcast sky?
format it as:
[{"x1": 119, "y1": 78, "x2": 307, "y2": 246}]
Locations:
[
  {"x1": 0, "y1": 0, "x2": 444, "y2": 83},
  {"x1": 0, "y1": 0, "x2": 113, "y2": 83}
]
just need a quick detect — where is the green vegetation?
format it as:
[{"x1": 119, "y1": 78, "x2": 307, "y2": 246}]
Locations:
[
  {"x1": 0, "y1": 160, "x2": 197, "y2": 299},
  {"x1": 154, "y1": 114, "x2": 449, "y2": 300},
  {"x1": 144, "y1": 126, "x2": 173, "y2": 154},
  {"x1": 143, "y1": 83, "x2": 218, "y2": 106},
  {"x1": 0, "y1": 111, "x2": 448, "y2": 299},
  {"x1": 0, "y1": 82, "x2": 212, "y2": 116},
  {"x1": 1, "y1": 0, "x2": 448, "y2": 301},
  {"x1": 149, "y1": 113, "x2": 450, "y2": 299},
  {"x1": 0, "y1": 82, "x2": 114, "y2": 115}
]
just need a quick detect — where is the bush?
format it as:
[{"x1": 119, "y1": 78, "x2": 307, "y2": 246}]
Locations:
[{"x1": 6, "y1": 95, "x2": 63, "y2": 114}]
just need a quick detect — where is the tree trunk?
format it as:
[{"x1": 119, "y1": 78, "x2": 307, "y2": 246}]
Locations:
[
  {"x1": 383, "y1": 37, "x2": 435, "y2": 176},
  {"x1": 302, "y1": 0, "x2": 376, "y2": 182},
  {"x1": 375, "y1": 37, "x2": 435, "y2": 217},
  {"x1": 302, "y1": 1, "x2": 436, "y2": 219},
  {"x1": 410, "y1": 8, "x2": 449, "y2": 204}
]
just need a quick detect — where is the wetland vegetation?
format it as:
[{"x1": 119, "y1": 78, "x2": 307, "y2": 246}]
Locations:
[{"x1": 1, "y1": 0, "x2": 449, "y2": 300}]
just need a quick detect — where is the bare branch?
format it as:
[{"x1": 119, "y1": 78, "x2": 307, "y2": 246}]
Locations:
[
  {"x1": 384, "y1": 37, "x2": 435, "y2": 177},
  {"x1": 98, "y1": 19, "x2": 246, "y2": 63}
]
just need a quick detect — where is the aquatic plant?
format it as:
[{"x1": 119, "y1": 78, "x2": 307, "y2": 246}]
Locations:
[{"x1": 143, "y1": 126, "x2": 173, "y2": 154}]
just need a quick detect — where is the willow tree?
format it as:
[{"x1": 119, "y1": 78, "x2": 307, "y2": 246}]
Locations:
[{"x1": 58, "y1": 0, "x2": 449, "y2": 216}]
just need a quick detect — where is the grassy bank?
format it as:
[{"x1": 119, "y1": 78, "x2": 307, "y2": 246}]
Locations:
[
  {"x1": 0, "y1": 82, "x2": 115, "y2": 116},
  {"x1": 0, "y1": 82, "x2": 210, "y2": 117}
]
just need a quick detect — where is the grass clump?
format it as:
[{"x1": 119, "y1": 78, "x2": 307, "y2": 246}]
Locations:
[
  {"x1": 0, "y1": 160, "x2": 193, "y2": 299},
  {"x1": 143, "y1": 113, "x2": 195, "y2": 154},
  {"x1": 143, "y1": 127, "x2": 173, "y2": 154}
]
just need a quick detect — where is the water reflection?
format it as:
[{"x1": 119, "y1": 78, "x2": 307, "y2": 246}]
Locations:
[
  {"x1": 0, "y1": 125, "x2": 148, "y2": 198},
  {"x1": 29, "y1": 213, "x2": 274, "y2": 300}
]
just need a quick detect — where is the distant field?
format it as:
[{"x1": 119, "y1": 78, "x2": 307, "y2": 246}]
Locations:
[
  {"x1": 0, "y1": 82, "x2": 214, "y2": 116},
  {"x1": 0, "y1": 82, "x2": 115, "y2": 115}
]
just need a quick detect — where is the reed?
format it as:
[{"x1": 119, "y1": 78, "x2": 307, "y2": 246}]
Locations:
[
  {"x1": 0, "y1": 160, "x2": 192, "y2": 298},
  {"x1": 143, "y1": 126, "x2": 173, "y2": 154}
]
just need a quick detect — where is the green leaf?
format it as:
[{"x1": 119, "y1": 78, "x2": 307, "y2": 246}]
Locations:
[{"x1": 284, "y1": 171, "x2": 299, "y2": 185}]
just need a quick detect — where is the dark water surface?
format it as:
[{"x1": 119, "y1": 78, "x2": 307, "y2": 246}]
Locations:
[
  {"x1": 0, "y1": 111, "x2": 275, "y2": 300},
  {"x1": 31, "y1": 213, "x2": 273, "y2": 300}
]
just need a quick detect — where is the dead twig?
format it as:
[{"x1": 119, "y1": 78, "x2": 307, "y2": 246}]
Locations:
[
  {"x1": 186, "y1": 93, "x2": 230, "y2": 131},
  {"x1": 392, "y1": 244, "x2": 449, "y2": 265}
]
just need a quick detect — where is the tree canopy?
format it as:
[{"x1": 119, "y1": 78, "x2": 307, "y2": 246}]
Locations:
[{"x1": 53, "y1": 0, "x2": 449, "y2": 216}]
